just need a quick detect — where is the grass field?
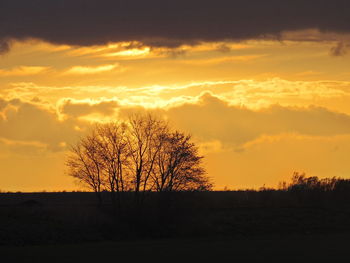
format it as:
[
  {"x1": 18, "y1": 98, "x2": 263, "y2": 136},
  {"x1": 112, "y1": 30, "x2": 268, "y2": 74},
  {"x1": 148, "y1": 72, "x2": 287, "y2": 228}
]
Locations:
[
  {"x1": 1, "y1": 190, "x2": 350, "y2": 261},
  {"x1": 1, "y1": 235, "x2": 350, "y2": 262}
]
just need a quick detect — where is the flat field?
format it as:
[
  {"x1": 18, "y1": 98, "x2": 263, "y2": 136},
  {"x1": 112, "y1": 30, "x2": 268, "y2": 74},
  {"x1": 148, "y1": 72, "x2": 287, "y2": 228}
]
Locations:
[{"x1": 1, "y1": 191, "x2": 350, "y2": 261}]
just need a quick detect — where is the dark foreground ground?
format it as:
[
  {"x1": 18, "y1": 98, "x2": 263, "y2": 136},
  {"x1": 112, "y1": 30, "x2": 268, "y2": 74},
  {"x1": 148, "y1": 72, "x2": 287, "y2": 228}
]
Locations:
[
  {"x1": 1, "y1": 191, "x2": 350, "y2": 261},
  {"x1": 1, "y1": 235, "x2": 350, "y2": 262}
]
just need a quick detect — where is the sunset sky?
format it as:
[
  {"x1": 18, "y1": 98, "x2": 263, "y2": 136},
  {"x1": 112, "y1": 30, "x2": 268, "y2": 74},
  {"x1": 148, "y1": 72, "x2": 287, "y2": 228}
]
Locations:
[{"x1": 1, "y1": 0, "x2": 350, "y2": 191}]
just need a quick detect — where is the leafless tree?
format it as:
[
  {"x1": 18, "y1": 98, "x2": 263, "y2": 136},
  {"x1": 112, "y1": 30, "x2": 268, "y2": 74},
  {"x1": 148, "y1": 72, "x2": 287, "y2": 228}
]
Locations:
[
  {"x1": 126, "y1": 113, "x2": 168, "y2": 202},
  {"x1": 152, "y1": 131, "x2": 212, "y2": 191},
  {"x1": 66, "y1": 113, "x2": 212, "y2": 208},
  {"x1": 66, "y1": 132, "x2": 104, "y2": 205},
  {"x1": 94, "y1": 122, "x2": 129, "y2": 208}
]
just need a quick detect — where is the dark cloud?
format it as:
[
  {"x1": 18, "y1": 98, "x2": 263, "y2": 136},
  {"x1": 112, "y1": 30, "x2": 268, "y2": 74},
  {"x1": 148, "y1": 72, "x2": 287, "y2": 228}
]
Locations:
[
  {"x1": 330, "y1": 42, "x2": 348, "y2": 56},
  {"x1": 216, "y1": 44, "x2": 232, "y2": 53},
  {"x1": 1, "y1": 0, "x2": 350, "y2": 52},
  {"x1": 0, "y1": 39, "x2": 11, "y2": 54},
  {"x1": 157, "y1": 48, "x2": 188, "y2": 58}
]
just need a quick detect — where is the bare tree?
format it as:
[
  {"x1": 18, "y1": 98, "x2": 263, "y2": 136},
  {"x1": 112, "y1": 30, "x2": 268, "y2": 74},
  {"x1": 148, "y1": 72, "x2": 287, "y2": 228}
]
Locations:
[
  {"x1": 66, "y1": 132, "x2": 104, "y2": 205},
  {"x1": 94, "y1": 122, "x2": 129, "y2": 208},
  {"x1": 126, "y1": 113, "x2": 168, "y2": 202},
  {"x1": 152, "y1": 131, "x2": 212, "y2": 192},
  {"x1": 66, "y1": 113, "x2": 212, "y2": 208}
]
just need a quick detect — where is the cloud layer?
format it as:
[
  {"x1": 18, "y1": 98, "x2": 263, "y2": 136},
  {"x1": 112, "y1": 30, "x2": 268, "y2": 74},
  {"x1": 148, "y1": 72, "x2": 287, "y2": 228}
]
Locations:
[
  {"x1": 0, "y1": 98, "x2": 83, "y2": 151},
  {"x1": 2, "y1": 93, "x2": 350, "y2": 190},
  {"x1": 1, "y1": 0, "x2": 350, "y2": 52},
  {"x1": 3, "y1": 92, "x2": 350, "y2": 154},
  {"x1": 166, "y1": 93, "x2": 350, "y2": 149}
]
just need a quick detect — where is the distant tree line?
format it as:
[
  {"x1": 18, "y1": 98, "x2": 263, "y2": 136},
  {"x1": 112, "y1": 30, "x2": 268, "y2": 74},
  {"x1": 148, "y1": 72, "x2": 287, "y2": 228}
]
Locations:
[
  {"x1": 66, "y1": 113, "x2": 212, "y2": 208},
  {"x1": 279, "y1": 172, "x2": 350, "y2": 192}
]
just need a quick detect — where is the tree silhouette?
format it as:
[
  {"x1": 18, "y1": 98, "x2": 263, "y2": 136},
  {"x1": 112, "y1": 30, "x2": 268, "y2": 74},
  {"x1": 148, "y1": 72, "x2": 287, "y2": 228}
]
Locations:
[
  {"x1": 66, "y1": 113, "x2": 212, "y2": 207},
  {"x1": 126, "y1": 114, "x2": 169, "y2": 203},
  {"x1": 152, "y1": 131, "x2": 210, "y2": 191},
  {"x1": 66, "y1": 132, "x2": 104, "y2": 205}
]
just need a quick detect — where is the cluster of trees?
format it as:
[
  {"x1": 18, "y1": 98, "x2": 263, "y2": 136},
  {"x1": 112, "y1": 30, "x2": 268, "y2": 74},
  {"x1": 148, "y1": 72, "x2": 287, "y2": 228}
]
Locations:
[
  {"x1": 279, "y1": 172, "x2": 350, "y2": 192},
  {"x1": 66, "y1": 113, "x2": 212, "y2": 206}
]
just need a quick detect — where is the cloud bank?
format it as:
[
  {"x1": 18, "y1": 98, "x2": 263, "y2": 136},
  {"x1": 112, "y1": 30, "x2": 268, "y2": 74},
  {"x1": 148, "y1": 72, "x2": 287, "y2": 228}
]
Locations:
[
  {"x1": 1, "y1": 0, "x2": 350, "y2": 53},
  {"x1": 2, "y1": 92, "x2": 350, "y2": 155},
  {"x1": 166, "y1": 93, "x2": 350, "y2": 148},
  {"x1": 2, "y1": 94, "x2": 350, "y2": 190}
]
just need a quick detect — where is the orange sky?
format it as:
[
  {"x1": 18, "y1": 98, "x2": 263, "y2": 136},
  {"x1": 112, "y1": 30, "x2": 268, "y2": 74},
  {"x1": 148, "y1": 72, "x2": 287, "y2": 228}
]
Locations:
[{"x1": 1, "y1": 35, "x2": 350, "y2": 191}]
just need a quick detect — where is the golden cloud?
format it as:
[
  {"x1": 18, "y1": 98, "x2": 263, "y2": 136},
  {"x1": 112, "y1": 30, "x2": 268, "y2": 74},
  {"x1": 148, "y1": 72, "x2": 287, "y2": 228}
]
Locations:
[
  {"x1": 4, "y1": 78, "x2": 350, "y2": 114},
  {"x1": 0, "y1": 66, "x2": 49, "y2": 76},
  {"x1": 64, "y1": 64, "x2": 122, "y2": 75}
]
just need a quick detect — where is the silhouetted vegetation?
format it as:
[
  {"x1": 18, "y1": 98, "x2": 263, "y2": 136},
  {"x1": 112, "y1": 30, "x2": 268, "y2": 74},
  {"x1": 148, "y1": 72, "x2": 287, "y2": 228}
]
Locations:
[
  {"x1": 66, "y1": 113, "x2": 212, "y2": 210},
  {"x1": 280, "y1": 172, "x2": 350, "y2": 192},
  {"x1": 1, "y1": 173, "x2": 350, "y2": 246}
]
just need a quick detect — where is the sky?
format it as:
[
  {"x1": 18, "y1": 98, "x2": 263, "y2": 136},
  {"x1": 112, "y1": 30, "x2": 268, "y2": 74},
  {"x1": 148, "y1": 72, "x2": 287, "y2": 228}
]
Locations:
[{"x1": 1, "y1": 0, "x2": 350, "y2": 191}]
